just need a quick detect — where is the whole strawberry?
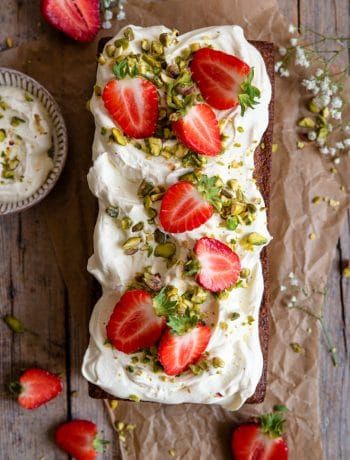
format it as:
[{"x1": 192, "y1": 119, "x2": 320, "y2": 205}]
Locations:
[
  {"x1": 9, "y1": 367, "x2": 62, "y2": 410},
  {"x1": 231, "y1": 407, "x2": 288, "y2": 459},
  {"x1": 55, "y1": 420, "x2": 109, "y2": 460}
]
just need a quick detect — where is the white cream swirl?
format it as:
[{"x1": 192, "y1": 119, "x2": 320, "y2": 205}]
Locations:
[{"x1": 82, "y1": 25, "x2": 271, "y2": 410}]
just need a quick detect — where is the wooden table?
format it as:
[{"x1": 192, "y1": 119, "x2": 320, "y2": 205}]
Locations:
[{"x1": 0, "y1": 1, "x2": 348, "y2": 459}]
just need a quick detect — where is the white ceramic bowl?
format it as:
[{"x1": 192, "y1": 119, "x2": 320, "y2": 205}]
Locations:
[{"x1": 0, "y1": 68, "x2": 68, "y2": 215}]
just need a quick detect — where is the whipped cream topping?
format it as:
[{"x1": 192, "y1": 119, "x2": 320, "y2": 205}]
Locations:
[
  {"x1": 0, "y1": 86, "x2": 53, "y2": 203},
  {"x1": 82, "y1": 25, "x2": 272, "y2": 410}
]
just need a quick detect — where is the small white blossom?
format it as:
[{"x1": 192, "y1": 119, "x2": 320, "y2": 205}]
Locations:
[
  {"x1": 290, "y1": 38, "x2": 298, "y2": 47},
  {"x1": 279, "y1": 68, "x2": 290, "y2": 78},
  {"x1": 335, "y1": 141, "x2": 345, "y2": 149},
  {"x1": 330, "y1": 84, "x2": 338, "y2": 94},
  {"x1": 290, "y1": 278, "x2": 299, "y2": 286},
  {"x1": 287, "y1": 302, "x2": 293, "y2": 308},
  {"x1": 314, "y1": 94, "x2": 330, "y2": 108},
  {"x1": 327, "y1": 123, "x2": 333, "y2": 132},
  {"x1": 289, "y1": 24, "x2": 296, "y2": 33},
  {"x1": 102, "y1": 20, "x2": 112, "y2": 29},
  {"x1": 308, "y1": 131, "x2": 317, "y2": 141},
  {"x1": 315, "y1": 68, "x2": 324, "y2": 77},
  {"x1": 331, "y1": 109, "x2": 341, "y2": 120},
  {"x1": 104, "y1": 9, "x2": 113, "y2": 20},
  {"x1": 280, "y1": 285, "x2": 287, "y2": 292},
  {"x1": 274, "y1": 61, "x2": 282, "y2": 72},
  {"x1": 320, "y1": 147, "x2": 329, "y2": 155},
  {"x1": 288, "y1": 272, "x2": 295, "y2": 279},
  {"x1": 302, "y1": 78, "x2": 316, "y2": 91},
  {"x1": 334, "y1": 157, "x2": 340, "y2": 164},
  {"x1": 295, "y1": 47, "x2": 310, "y2": 68},
  {"x1": 291, "y1": 296, "x2": 297, "y2": 303},
  {"x1": 279, "y1": 47, "x2": 287, "y2": 56},
  {"x1": 344, "y1": 125, "x2": 350, "y2": 132},
  {"x1": 329, "y1": 147, "x2": 336, "y2": 156},
  {"x1": 343, "y1": 138, "x2": 350, "y2": 147},
  {"x1": 330, "y1": 97, "x2": 342, "y2": 109}
]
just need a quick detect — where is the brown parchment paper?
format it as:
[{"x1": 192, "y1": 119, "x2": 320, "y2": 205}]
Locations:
[{"x1": 1, "y1": 1, "x2": 349, "y2": 459}]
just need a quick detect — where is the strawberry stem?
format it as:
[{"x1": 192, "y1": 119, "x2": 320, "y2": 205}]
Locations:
[
  {"x1": 92, "y1": 435, "x2": 110, "y2": 453},
  {"x1": 238, "y1": 68, "x2": 261, "y2": 116}
]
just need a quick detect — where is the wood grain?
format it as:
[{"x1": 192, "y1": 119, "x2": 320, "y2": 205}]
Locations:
[{"x1": 0, "y1": 1, "x2": 348, "y2": 459}]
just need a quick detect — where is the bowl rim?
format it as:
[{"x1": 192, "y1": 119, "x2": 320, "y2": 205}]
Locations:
[{"x1": 0, "y1": 67, "x2": 68, "y2": 215}]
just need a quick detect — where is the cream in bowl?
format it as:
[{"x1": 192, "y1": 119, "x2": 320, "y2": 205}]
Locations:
[{"x1": 0, "y1": 85, "x2": 54, "y2": 203}]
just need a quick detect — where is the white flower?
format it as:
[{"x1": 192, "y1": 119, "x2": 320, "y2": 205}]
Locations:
[
  {"x1": 334, "y1": 157, "x2": 340, "y2": 164},
  {"x1": 308, "y1": 131, "x2": 317, "y2": 141},
  {"x1": 117, "y1": 9, "x2": 126, "y2": 20},
  {"x1": 302, "y1": 78, "x2": 316, "y2": 91},
  {"x1": 329, "y1": 147, "x2": 336, "y2": 156},
  {"x1": 290, "y1": 38, "x2": 298, "y2": 47},
  {"x1": 289, "y1": 24, "x2": 296, "y2": 33},
  {"x1": 343, "y1": 138, "x2": 350, "y2": 147},
  {"x1": 280, "y1": 285, "x2": 287, "y2": 292},
  {"x1": 274, "y1": 61, "x2": 282, "y2": 72},
  {"x1": 295, "y1": 47, "x2": 310, "y2": 68},
  {"x1": 287, "y1": 302, "x2": 293, "y2": 308},
  {"x1": 291, "y1": 296, "x2": 297, "y2": 303},
  {"x1": 320, "y1": 147, "x2": 329, "y2": 155},
  {"x1": 327, "y1": 123, "x2": 333, "y2": 132},
  {"x1": 314, "y1": 94, "x2": 330, "y2": 108},
  {"x1": 320, "y1": 77, "x2": 331, "y2": 92},
  {"x1": 330, "y1": 97, "x2": 342, "y2": 109},
  {"x1": 104, "y1": 9, "x2": 113, "y2": 20},
  {"x1": 279, "y1": 47, "x2": 287, "y2": 56},
  {"x1": 331, "y1": 109, "x2": 341, "y2": 120},
  {"x1": 344, "y1": 125, "x2": 350, "y2": 132},
  {"x1": 279, "y1": 68, "x2": 290, "y2": 78},
  {"x1": 315, "y1": 68, "x2": 324, "y2": 77},
  {"x1": 335, "y1": 141, "x2": 345, "y2": 149},
  {"x1": 288, "y1": 272, "x2": 295, "y2": 279},
  {"x1": 330, "y1": 84, "x2": 338, "y2": 94},
  {"x1": 317, "y1": 138, "x2": 326, "y2": 147},
  {"x1": 290, "y1": 278, "x2": 299, "y2": 286},
  {"x1": 102, "y1": 20, "x2": 112, "y2": 29}
]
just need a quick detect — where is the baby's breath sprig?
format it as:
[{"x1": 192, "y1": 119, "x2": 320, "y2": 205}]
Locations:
[
  {"x1": 280, "y1": 272, "x2": 338, "y2": 367},
  {"x1": 275, "y1": 25, "x2": 350, "y2": 165}
]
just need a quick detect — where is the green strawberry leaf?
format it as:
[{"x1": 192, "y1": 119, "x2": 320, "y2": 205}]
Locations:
[{"x1": 238, "y1": 68, "x2": 261, "y2": 116}]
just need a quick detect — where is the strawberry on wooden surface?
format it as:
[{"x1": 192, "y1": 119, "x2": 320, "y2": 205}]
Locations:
[
  {"x1": 172, "y1": 103, "x2": 221, "y2": 156},
  {"x1": 158, "y1": 324, "x2": 211, "y2": 376},
  {"x1": 55, "y1": 420, "x2": 109, "y2": 460},
  {"x1": 231, "y1": 409, "x2": 288, "y2": 460},
  {"x1": 191, "y1": 47, "x2": 260, "y2": 114},
  {"x1": 102, "y1": 78, "x2": 158, "y2": 138},
  {"x1": 10, "y1": 367, "x2": 62, "y2": 410},
  {"x1": 41, "y1": 0, "x2": 100, "y2": 43},
  {"x1": 106, "y1": 289, "x2": 165, "y2": 354},
  {"x1": 194, "y1": 237, "x2": 241, "y2": 292},
  {"x1": 159, "y1": 181, "x2": 214, "y2": 233}
]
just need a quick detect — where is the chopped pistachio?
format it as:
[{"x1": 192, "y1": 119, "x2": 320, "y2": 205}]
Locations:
[
  {"x1": 98, "y1": 54, "x2": 106, "y2": 65},
  {"x1": 219, "y1": 321, "x2": 228, "y2": 331},
  {"x1": 0, "y1": 129, "x2": 6, "y2": 142},
  {"x1": 154, "y1": 242, "x2": 176, "y2": 259},
  {"x1": 227, "y1": 216, "x2": 239, "y2": 231},
  {"x1": 168, "y1": 449, "x2": 176, "y2": 457},
  {"x1": 138, "y1": 179, "x2": 154, "y2": 197},
  {"x1": 129, "y1": 394, "x2": 140, "y2": 402},
  {"x1": 290, "y1": 342, "x2": 304, "y2": 354},
  {"x1": 121, "y1": 217, "x2": 132, "y2": 230},
  {"x1": 131, "y1": 222, "x2": 144, "y2": 232},
  {"x1": 6, "y1": 37, "x2": 13, "y2": 48},
  {"x1": 146, "y1": 137, "x2": 162, "y2": 156},
  {"x1": 111, "y1": 127, "x2": 127, "y2": 145},
  {"x1": 3, "y1": 315, "x2": 25, "y2": 333},
  {"x1": 237, "y1": 126, "x2": 244, "y2": 133},
  {"x1": 272, "y1": 143, "x2": 278, "y2": 153},
  {"x1": 308, "y1": 232, "x2": 316, "y2": 240},
  {"x1": 141, "y1": 39, "x2": 150, "y2": 52},
  {"x1": 308, "y1": 100, "x2": 320, "y2": 113},
  {"x1": 116, "y1": 421, "x2": 125, "y2": 431},
  {"x1": 247, "y1": 232, "x2": 267, "y2": 245},
  {"x1": 159, "y1": 33, "x2": 171, "y2": 47},
  {"x1": 154, "y1": 228, "x2": 167, "y2": 244},
  {"x1": 247, "y1": 315, "x2": 254, "y2": 325},
  {"x1": 10, "y1": 116, "x2": 25, "y2": 127},
  {"x1": 106, "y1": 206, "x2": 119, "y2": 218},
  {"x1": 297, "y1": 141, "x2": 305, "y2": 149},
  {"x1": 212, "y1": 357, "x2": 225, "y2": 368},
  {"x1": 114, "y1": 38, "x2": 129, "y2": 50},
  {"x1": 151, "y1": 40, "x2": 163, "y2": 55},
  {"x1": 230, "y1": 312, "x2": 240, "y2": 321},
  {"x1": 343, "y1": 265, "x2": 350, "y2": 278},
  {"x1": 123, "y1": 237, "x2": 142, "y2": 251},
  {"x1": 312, "y1": 196, "x2": 321, "y2": 204},
  {"x1": 123, "y1": 27, "x2": 134, "y2": 40},
  {"x1": 24, "y1": 92, "x2": 33, "y2": 102},
  {"x1": 298, "y1": 117, "x2": 315, "y2": 128},
  {"x1": 239, "y1": 268, "x2": 251, "y2": 278},
  {"x1": 109, "y1": 400, "x2": 119, "y2": 410},
  {"x1": 106, "y1": 44, "x2": 116, "y2": 57},
  {"x1": 190, "y1": 42, "x2": 201, "y2": 52}
]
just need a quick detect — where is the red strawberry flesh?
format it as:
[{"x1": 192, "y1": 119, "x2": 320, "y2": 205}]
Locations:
[
  {"x1": 103, "y1": 78, "x2": 158, "y2": 138},
  {"x1": 41, "y1": 0, "x2": 100, "y2": 43},
  {"x1": 106, "y1": 289, "x2": 165, "y2": 354},
  {"x1": 55, "y1": 419, "x2": 100, "y2": 460},
  {"x1": 159, "y1": 181, "x2": 213, "y2": 233},
  {"x1": 172, "y1": 103, "x2": 221, "y2": 156},
  {"x1": 191, "y1": 47, "x2": 250, "y2": 110},
  {"x1": 17, "y1": 367, "x2": 62, "y2": 410},
  {"x1": 194, "y1": 237, "x2": 241, "y2": 292},
  {"x1": 231, "y1": 424, "x2": 288, "y2": 460},
  {"x1": 158, "y1": 324, "x2": 211, "y2": 376}
]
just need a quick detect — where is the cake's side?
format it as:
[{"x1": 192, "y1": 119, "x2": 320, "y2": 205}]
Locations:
[{"x1": 87, "y1": 38, "x2": 274, "y2": 405}]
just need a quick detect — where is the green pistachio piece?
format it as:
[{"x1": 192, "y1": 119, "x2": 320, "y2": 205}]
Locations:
[
  {"x1": 247, "y1": 232, "x2": 267, "y2": 245},
  {"x1": 146, "y1": 208, "x2": 157, "y2": 219},
  {"x1": 121, "y1": 217, "x2": 132, "y2": 230},
  {"x1": 179, "y1": 172, "x2": 197, "y2": 183},
  {"x1": 190, "y1": 42, "x2": 201, "y2": 52},
  {"x1": 227, "y1": 216, "x2": 239, "y2": 231},
  {"x1": 131, "y1": 222, "x2": 144, "y2": 232},
  {"x1": 154, "y1": 229, "x2": 167, "y2": 243},
  {"x1": 154, "y1": 242, "x2": 176, "y2": 259},
  {"x1": 114, "y1": 38, "x2": 129, "y2": 50},
  {"x1": 308, "y1": 100, "x2": 320, "y2": 113},
  {"x1": 106, "y1": 206, "x2": 119, "y2": 218},
  {"x1": 122, "y1": 237, "x2": 142, "y2": 251},
  {"x1": 146, "y1": 137, "x2": 162, "y2": 156},
  {"x1": 151, "y1": 40, "x2": 164, "y2": 56},
  {"x1": 231, "y1": 202, "x2": 247, "y2": 216},
  {"x1": 0, "y1": 129, "x2": 6, "y2": 142},
  {"x1": 106, "y1": 44, "x2": 116, "y2": 57},
  {"x1": 298, "y1": 117, "x2": 315, "y2": 128},
  {"x1": 123, "y1": 27, "x2": 134, "y2": 41},
  {"x1": 212, "y1": 357, "x2": 225, "y2": 368},
  {"x1": 10, "y1": 116, "x2": 25, "y2": 127},
  {"x1": 317, "y1": 126, "x2": 328, "y2": 140},
  {"x1": 138, "y1": 179, "x2": 154, "y2": 197},
  {"x1": 111, "y1": 127, "x2": 127, "y2": 145},
  {"x1": 159, "y1": 33, "x2": 172, "y2": 47},
  {"x1": 141, "y1": 39, "x2": 150, "y2": 52},
  {"x1": 3, "y1": 315, "x2": 25, "y2": 333},
  {"x1": 142, "y1": 53, "x2": 161, "y2": 68},
  {"x1": 98, "y1": 54, "x2": 106, "y2": 65},
  {"x1": 239, "y1": 268, "x2": 251, "y2": 278},
  {"x1": 94, "y1": 85, "x2": 102, "y2": 96}
]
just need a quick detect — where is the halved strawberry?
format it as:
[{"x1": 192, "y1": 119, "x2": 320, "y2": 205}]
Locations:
[
  {"x1": 158, "y1": 324, "x2": 211, "y2": 376},
  {"x1": 41, "y1": 0, "x2": 100, "y2": 43},
  {"x1": 106, "y1": 290, "x2": 165, "y2": 354},
  {"x1": 102, "y1": 78, "x2": 158, "y2": 138},
  {"x1": 172, "y1": 104, "x2": 221, "y2": 156},
  {"x1": 159, "y1": 181, "x2": 213, "y2": 233},
  {"x1": 231, "y1": 411, "x2": 288, "y2": 460},
  {"x1": 191, "y1": 48, "x2": 250, "y2": 110},
  {"x1": 56, "y1": 420, "x2": 109, "y2": 460},
  {"x1": 194, "y1": 237, "x2": 241, "y2": 292},
  {"x1": 10, "y1": 367, "x2": 62, "y2": 410}
]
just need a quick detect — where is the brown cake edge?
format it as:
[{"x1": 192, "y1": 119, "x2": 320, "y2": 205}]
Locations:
[{"x1": 88, "y1": 39, "x2": 275, "y2": 405}]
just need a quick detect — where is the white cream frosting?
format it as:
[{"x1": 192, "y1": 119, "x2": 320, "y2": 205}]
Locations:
[
  {"x1": 82, "y1": 25, "x2": 272, "y2": 410},
  {"x1": 0, "y1": 86, "x2": 53, "y2": 203}
]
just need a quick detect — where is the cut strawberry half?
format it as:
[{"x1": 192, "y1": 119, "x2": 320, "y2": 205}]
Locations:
[
  {"x1": 106, "y1": 289, "x2": 165, "y2": 354},
  {"x1": 102, "y1": 78, "x2": 158, "y2": 139},
  {"x1": 172, "y1": 103, "x2": 221, "y2": 156},
  {"x1": 41, "y1": 0, "x2": 100, "y2": 43},
  {"x1": 56, "y1": 420, "x2": 109, "y2": 460},
  {"x1": 191, "y1": 47, "x2": 251, "y2": 110},
  {"x1": 158, "y1": 324, "x2": 211, "y2": 376},
  {"x1": 10, "y1": 367, "x2": 63, "y2": 410},
  {"x1": 231, "y1": 415, "x2": 288, "y2": 460},
  {"x1": 194, "y1": 237, "x2": 241, "y2": 292},
  {"x1": 159, "y1": 181, "x2": 213, "y2": 233}
]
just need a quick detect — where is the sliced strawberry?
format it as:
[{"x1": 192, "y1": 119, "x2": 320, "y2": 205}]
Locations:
[
  {"x1": 159, "y1": 181, "x2": 213, "y2": 233},
  {"x1": 11, "y1": 367, "x2": 62, "y2": 410},
  {"x1": 231, "y1": 424, "x2": 288, "y2": 460},
  {"x1": 158, "y1": 324, "x2": 211, "y2": 376},
  {"x1": 106, "y1": 290, "x2": 165, "y2": 354},
  {"x1": 56, "y1": 420, "x2": 109, "y2": 460},
  {"x1": 41, "y1": 0, "x2": 100, "y2": 43},
  {"x1": 194, "y1": 237, "x2": 241, "y2": 292},
  {"x1": 172, "y1": 103, "x2": 221, "y2": 156},
  {"x1": 191, "y1": 47, "x2": 250, "y2": 110},
  {"x1": 102, "y1": 78, "x2": 158, "y2": 139}
]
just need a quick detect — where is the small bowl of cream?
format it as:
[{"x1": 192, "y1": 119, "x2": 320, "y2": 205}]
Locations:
[{"x1": 0, "y1": 68, "x2": 67, "y2": 215}]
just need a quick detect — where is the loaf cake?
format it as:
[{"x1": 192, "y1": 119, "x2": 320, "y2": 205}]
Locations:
[{"x1": 82, "y1": 25, "x2": 274, "y2": 409}]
